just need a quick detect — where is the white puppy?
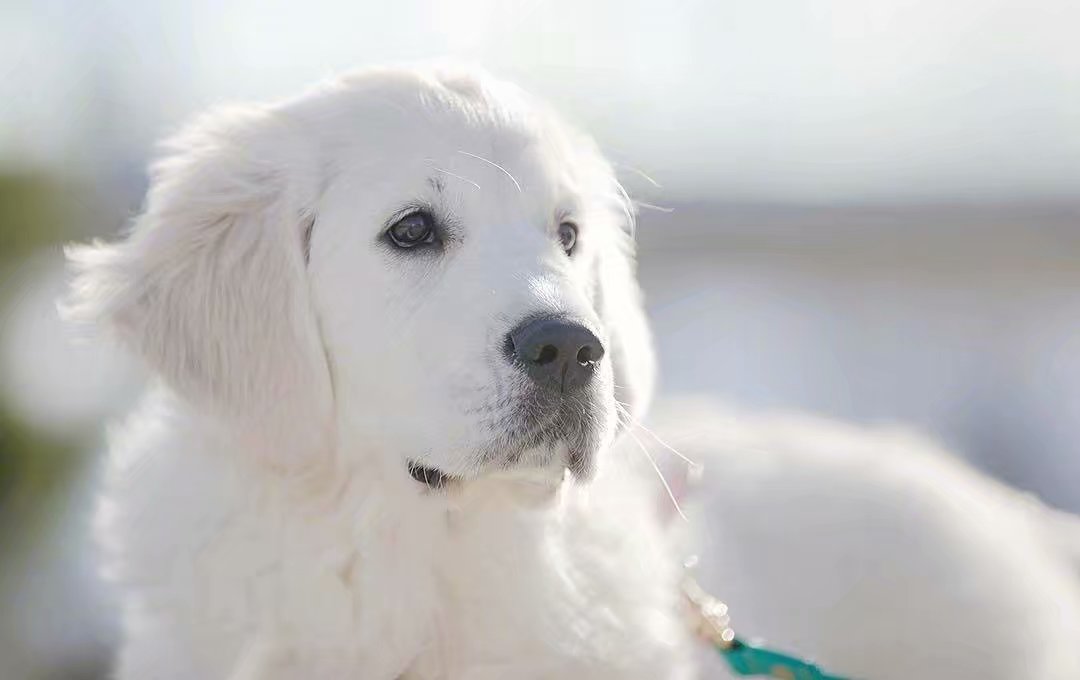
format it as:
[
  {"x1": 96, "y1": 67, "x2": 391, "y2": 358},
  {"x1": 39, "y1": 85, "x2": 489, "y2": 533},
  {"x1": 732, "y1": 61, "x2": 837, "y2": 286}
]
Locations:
[
  {"x1": 67, "y1": 64, "x2": 1080, "y2": 680},
  {"x1": 67, "y1": 64, "x2": 691, "y2": 680}
]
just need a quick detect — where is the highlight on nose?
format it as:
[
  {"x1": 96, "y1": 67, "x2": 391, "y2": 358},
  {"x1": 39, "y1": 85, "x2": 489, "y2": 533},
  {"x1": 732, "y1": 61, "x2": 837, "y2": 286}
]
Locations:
[{"x1": 506, "y1": 316, "x2": 605, "y2": 394}]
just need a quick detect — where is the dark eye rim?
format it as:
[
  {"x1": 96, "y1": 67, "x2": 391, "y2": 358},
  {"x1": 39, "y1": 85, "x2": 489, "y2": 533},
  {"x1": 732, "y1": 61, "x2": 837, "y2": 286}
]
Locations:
[
  {"x1": 385, "y1": 209, "x2": 438, "y2": 249},
  {"x1": 558, "y1": 220, "x2": 579, "y2": 255}
]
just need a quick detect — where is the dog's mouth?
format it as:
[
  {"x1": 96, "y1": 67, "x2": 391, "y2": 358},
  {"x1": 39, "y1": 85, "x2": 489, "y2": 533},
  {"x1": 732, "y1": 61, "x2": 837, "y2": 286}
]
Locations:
[
  {"x1": 406, "y1": 436, "x2": 596, "y2": 492},
  {"x1": 407, "y1": 461, "x2": 456, "y2": 489},
  {"x1": 406, "y1": 390, "x2": 612, "y2": 491}
]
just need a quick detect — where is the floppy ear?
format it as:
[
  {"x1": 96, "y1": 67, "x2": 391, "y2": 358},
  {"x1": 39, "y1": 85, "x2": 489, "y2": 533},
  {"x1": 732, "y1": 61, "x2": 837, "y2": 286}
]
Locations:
[
  {"x1": 597, "y1": 202, "x2": 656, "y2": 425},
  {"x1": 66, "y1": 106, "x2": 333, "y2": 464}
]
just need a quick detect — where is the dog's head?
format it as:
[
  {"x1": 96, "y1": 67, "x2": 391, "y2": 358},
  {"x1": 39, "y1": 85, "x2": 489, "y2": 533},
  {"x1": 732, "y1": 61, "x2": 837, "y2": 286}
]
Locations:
[{"x1": 67, "y1": 65, "x2": 653, "y2": 487}]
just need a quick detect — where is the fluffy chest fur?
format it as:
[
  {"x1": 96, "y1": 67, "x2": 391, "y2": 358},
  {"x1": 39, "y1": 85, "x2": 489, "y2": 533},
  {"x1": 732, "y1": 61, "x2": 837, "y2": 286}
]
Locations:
[{"x1": 99, "y1": 394, "x2": 694, "y2": 680}]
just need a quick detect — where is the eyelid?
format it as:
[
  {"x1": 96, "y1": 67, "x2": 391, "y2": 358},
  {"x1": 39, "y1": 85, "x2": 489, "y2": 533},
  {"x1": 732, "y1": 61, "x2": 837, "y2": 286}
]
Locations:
[
  {"x1": 384, "y1": 204, "x2": 432, "y2": 231},
  {"x1": 383, "y1": 204, "x2": 463, "y2": 248}
]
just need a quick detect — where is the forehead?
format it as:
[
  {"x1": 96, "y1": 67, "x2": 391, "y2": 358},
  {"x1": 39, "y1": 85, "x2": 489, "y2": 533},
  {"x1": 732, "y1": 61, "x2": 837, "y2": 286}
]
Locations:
[{"x1": 309, "y1": 70, "x2": 610, "y2": 210}]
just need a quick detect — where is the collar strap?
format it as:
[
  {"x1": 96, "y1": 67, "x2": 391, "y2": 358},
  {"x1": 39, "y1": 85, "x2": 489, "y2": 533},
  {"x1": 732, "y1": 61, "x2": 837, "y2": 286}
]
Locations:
[{"x1": 682, "y1": 576, "x2": 853, "y2": 680}]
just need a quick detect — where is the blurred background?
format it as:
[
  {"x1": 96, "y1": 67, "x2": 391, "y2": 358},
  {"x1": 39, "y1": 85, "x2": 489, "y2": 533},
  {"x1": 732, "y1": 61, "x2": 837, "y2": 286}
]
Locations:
[{"x1": 1, "y1": 0, "x2": 1077, "y2": 677}]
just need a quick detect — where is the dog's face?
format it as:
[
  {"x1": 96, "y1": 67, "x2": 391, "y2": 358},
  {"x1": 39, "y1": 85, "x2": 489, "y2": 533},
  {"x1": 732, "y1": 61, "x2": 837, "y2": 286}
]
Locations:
[{"x1": 68, "y1": 66, "x2": 653, "y2": 486}]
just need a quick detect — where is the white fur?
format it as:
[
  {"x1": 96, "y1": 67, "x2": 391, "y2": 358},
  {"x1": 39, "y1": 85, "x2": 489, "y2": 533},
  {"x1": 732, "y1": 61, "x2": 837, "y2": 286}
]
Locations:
[
  {"x1": 66, "y1": 64, "x2": 1080, "y2": 680},
  {"x1": 68, "y1": 64, "x2": 685, "y2": 680},
  {"x1": 646, "y1": 399, "x2": 1080, "y2": 680}
]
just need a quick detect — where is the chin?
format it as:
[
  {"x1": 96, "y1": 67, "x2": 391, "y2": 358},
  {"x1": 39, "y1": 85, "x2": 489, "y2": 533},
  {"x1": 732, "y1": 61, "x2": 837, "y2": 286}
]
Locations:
[{"x1": 409, "y1": 409, "x2": 616, "y2": 491}]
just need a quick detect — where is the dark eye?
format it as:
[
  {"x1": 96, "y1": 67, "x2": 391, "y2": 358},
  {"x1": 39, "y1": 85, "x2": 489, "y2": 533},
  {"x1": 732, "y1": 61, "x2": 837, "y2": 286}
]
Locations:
[
  {"x1": 387, "y1": 211, "x2": 436, "y2": 248},
  {"x1": 558, "y1": 221, "x2": 578, "y2": 255}
]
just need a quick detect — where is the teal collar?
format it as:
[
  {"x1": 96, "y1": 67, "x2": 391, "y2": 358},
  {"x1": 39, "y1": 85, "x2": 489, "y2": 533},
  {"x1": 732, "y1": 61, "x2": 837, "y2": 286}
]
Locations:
[
  {"x1": 719, "y1": 636, "x2": 849, "y2": 679},
  {"x1": 683, "y1": 576, "x2": 852, "y2": 680}
]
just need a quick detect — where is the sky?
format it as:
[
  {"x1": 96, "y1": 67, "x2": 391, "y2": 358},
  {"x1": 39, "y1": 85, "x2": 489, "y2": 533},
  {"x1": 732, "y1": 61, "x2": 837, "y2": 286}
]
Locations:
[{"x1": 1, "y1": 0, "x2": 1078, "y2": 203}]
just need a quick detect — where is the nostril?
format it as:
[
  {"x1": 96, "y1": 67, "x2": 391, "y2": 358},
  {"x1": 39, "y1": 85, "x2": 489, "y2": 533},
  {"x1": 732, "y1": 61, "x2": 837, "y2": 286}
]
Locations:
[
  {"x1": 536, "y1": 344, "x2": 558, "y2": 365},
  {"x1": 577, "y1": 341, "x2": 606, "y2": 365}
]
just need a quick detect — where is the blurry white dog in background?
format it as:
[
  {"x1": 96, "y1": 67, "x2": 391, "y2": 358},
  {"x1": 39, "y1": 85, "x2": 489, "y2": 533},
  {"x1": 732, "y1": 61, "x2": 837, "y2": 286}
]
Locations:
[
  {"x1": 66, "y1": 63, "x2": 1080, "y2": 679},
  {"x1": 648, "y1": 400, "x2": 1080, "y2": 679}
]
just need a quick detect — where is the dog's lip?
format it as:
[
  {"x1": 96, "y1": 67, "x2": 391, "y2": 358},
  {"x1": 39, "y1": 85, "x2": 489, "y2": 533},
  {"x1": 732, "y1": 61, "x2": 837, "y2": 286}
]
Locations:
[{"x1": 407, "y1": 460, "x2": 456, "y2": 489}]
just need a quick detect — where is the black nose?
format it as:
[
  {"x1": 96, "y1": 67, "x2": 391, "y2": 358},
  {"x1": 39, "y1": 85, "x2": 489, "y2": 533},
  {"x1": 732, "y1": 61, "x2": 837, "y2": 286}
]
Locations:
[{"x1": 507, "y1": 316, "x2": 605, "y2": 394}]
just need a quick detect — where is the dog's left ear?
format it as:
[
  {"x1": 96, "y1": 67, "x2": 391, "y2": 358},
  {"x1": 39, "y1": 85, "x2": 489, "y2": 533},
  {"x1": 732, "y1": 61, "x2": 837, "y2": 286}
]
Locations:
[
  {"x1": 65, "y1": 106, "x2": 333, "y2": 465},
  {"x1": 597, "y1": 205, "x2": 656, "y2": 425}
]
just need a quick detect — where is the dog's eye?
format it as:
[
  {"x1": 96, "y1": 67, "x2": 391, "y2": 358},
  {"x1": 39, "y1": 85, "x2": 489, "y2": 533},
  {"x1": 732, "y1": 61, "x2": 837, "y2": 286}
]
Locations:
[
  {"x1": 558, "y1": 221, "x2": 578, "y2": 255},
  {"x1": 387, "y1": 211, "x2": 436, "y2": 248}
]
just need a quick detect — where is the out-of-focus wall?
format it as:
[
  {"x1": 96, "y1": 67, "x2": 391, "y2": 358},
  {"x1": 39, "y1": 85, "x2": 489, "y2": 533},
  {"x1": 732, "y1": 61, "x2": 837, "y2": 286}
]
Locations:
[{"x1": 637, "y1": 205, "x2": 1080, "y2": 512}]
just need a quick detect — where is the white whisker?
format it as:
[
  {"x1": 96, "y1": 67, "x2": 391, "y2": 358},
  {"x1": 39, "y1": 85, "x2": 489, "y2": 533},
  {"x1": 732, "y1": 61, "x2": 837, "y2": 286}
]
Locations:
[
  {"x1": 625, "y1": 425, "x2": 688, "y2": 522},
  {"x1": 633, "y1": 200, "x2": 674, "y2": 214},
  {"x1": 425, "y1": 161, "x2": 481, "y2": 191},
  {"x1": 615, "y1": 400, "x2": 699, "y2": 467},
  {"x1": 616, "y1": 164, "x2": 662, "y2": 189},
  {"x1": 457, "y1": 150, "x2": 523, "y2": 193}
]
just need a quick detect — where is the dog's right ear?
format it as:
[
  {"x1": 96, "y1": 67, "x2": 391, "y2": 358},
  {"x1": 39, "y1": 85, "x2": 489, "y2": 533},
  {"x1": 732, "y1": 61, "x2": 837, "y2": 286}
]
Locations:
[{"x1": 65, "y1": 106, "x2": 334, "y2": 465}]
